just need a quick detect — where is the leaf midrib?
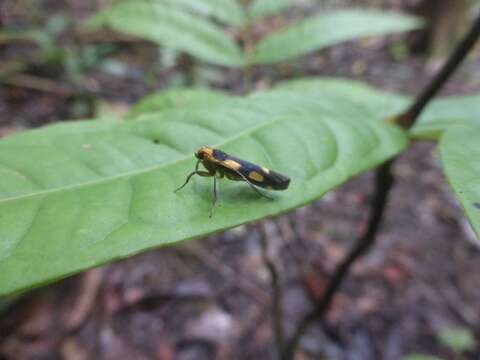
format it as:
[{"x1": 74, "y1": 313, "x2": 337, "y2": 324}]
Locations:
[{"x1": 0, "y1": 116, "x2": 284, "y2": 204}]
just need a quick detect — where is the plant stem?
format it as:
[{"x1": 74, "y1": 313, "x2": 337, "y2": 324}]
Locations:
[
  {"x1": 397, "y1": 11, "x2": 480, "y2": 129},
  {"x1": 259, "y1": 223, "x2": 285, "y2": 353},
  {"x1": 177, "y1": 53, "x2": 195, "y2": 86},
  {"x1": 281, "y1": 161, "x2": 394, "y2": 360},
  {"x1": 281, "y1": 11, "x2": 480, "y2": 360}
]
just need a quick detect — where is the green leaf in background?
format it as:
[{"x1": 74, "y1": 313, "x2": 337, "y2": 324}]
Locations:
[
  {"x1": 0, "y1": 29, "x2": 46, "y2": 44},
  {"x1": 128, "y1": 88, "x2": 230, "y2": 119},
  {"x1": 160, "y1": 0, "x2": 245, "y2": 26},
  {"x1": 252, "y1": 9, "x2": 423, "y2": 64},
  {"x1": 276, "y1": 77, "x2": 480, "y2": 140},
  {"x1": 411, "y1": 94, "x2": 480, "y2": 139},
  {"x1": 0, "y1": 97, "x2": 407, "y2": 296},
  {"x1": 440, "y1": 126, "x2": 480, "y2": 240},
  {"x1": 437, "y1": 327, "x2": 476, "y2": 353},
  {"x1": 86, "y1": 1, "x2": 244, "y2": 67},
  {"x1": 248, "y1": 0, "x2": 295, "y2": 22}
]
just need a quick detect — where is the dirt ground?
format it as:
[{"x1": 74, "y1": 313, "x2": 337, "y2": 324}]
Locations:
[{"x1": 1, "y1": 1, "x2": 480, "y2": 359}]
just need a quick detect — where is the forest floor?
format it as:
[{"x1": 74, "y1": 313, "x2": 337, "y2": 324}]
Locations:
[{"x1": 1, "y1": 1, "x2": 480, "y2": 359}]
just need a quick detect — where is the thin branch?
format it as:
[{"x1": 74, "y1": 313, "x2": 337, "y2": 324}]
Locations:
[
  {"x1": 0, "y1": 74, "x2": 73, "y2": 95},
  {"x1": 177, "y1": 53, "x2": 195, "y2": 86},
  {"x1": 282, "y1": 12, "x2": 480, "y2": 359},
  {"x1": 259, "y1": 222, "x2": 285, "y2": 354},
  {"x1": 281, "y1": 161, "x2": 394, "y2": 360},
  {"x1": 396, "y1": 11, "x2": 480, "y2": 129},
  {"x1": 177, "y1": 244, "x2": 270, "y2": 305},
  {"x1": 62, "y1": 268, "x2": 103, "y2": 333}
]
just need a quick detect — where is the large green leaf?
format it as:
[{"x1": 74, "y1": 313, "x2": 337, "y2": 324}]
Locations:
[
  {"x1": 247, "y1": 89, "x2": 380, "y2": 125},
  {"x1": 412, "y1": 94, "x2": 480, "y2": 139},
  {"x1": 248, "y1": 0, "x2": 295, "y2": 22},
  {"x1": 160, "y1": 0, "x2": 245, "y2": 26},
  {"x1": 1, "y1": 119, "x2": 119, "y2": 146},
  {"x1": 86, "y1": 1, "x2": 244, "y2": 67},
  {"x1": 128, "y1": 88, "x2": 230, "y2": 119},
  {"x1": 276, "y1": 77, "x2": 480, "y2": 139},
  {"x1": 440, "y1": 125, "x2": 480, "y2": 240},
  {"x1": 276, "y1": 77, "x2": 409, "y2": 119},
  {"x1": 0, "y1": 97, "x2": 407, "y2": 296},
  {"x1": 252, "y1": 9, "x2": 422, "y2": 64}
]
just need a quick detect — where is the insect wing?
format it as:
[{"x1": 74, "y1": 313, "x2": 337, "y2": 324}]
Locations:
[{"x1": 220, "y1": 155, "x2": 290, "y2": 190}]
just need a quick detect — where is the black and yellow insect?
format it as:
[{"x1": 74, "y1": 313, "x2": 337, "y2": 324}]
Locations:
[{"x1": 175, "y1": 146, "x2": 290, "y2": 216}]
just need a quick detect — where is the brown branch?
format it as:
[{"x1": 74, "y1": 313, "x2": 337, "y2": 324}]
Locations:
[
  {"x1": 281, "y1": 12, "x2": 480, "y2": 359},
  {"x1": 259, "y1": 222, "x2": 285, "y2": 353},
  {"x1": 62, "y1": 269, "x2": 103, "y2": 333},
  {"x1": 281, "y1": 161, "x2": 394, "y2": 360},
  {"x1": 177, "y1": 243, "x2": 270, "y2": 305},
  {"x1": 0, "y1": 74, "x2": 73, "y2": 96},
  {"x1": 396, "y1": 11, "x2": 480, "y2": 129}
]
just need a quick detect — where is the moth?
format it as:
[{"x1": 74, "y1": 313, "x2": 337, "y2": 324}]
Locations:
[{"x1": 175, "y1": 146, "x2": 290, "y2": 216}]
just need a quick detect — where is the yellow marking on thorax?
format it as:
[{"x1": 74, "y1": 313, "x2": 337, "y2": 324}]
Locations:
[
  {"x1": 198, "y1": 146, "x2": 214, "y2": 157},
  {"x1": 249, "y1": 171, "x2": 264, "y2": 182},
  {"x1": 261, "y1": 166, "x2": 270, "y2": 174},
  {"x1": 223, "y1": 159, "x2": 242, "y2": 170}
]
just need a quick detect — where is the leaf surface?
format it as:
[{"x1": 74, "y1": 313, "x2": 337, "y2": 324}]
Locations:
[
  {"x1": 86, "y1": 1, "x2": 244, "y2": 67},
  {"x1": 248, "y1": 0, "x2": 294, "y2": 21},
  {"x1": 253, "y1": 9, "x2": 422, "y2": 64},
  {"x1": 128, "y1": 88, "x2": 230, "y2": 119},
  {"x1": 0, "y1": 98, "x2": 407, "y2": 296},
  {"x1": 160, "y1": 0, "x2": 245, "y2": 26},
  {"x1": 277, "y1": 77, "x2": 480, "y2": 139},
  {"x1": 277, "y1": 77, "x2": 409, "y2": 119},
  {"x1": 440, "y1": 126, "x2": 480, "y2": 241},
  {"x1": 412, "y1": 94, "x2": 480, "y2": 139}
]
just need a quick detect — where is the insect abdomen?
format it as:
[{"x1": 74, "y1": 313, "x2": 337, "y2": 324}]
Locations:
[
  {"x1": 239, "y1": 162, "x2": 290, "y2": 190},
  {"x1": 212, "y1": 149, "x2": 291, "y2": 191},
  {"x1": 259, "y1": 169, "x2": 290, "y2": 190}
]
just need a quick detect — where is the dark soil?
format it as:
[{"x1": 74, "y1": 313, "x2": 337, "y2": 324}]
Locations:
[{"x1": 1, "y1": 1, "x2": 480, "y2": 359}]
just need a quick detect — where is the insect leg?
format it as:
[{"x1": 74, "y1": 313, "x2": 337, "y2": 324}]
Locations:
[
  {"x1": 209, "y1": 176, "x2": 218, "y2": 218},
  {"x1": 174, "y1": 169, "x2": 212, "y2": 192},
  {"x1": 230, "y1": 168, "x2": 273, "y2": 200}
]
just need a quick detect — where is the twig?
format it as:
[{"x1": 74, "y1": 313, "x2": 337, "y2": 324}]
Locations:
[
  {"x1": 62, "y1": 268, "x2": 103, "y2": 332},
  {"x1": 177, "y1": 53, "x2": 195, "y2": 86},
  {"x1": 0, "y1": 74, "x2": 73, "y2": 96},
  {"x1": 258, "y1": 222, "x2": 285, "y2": 353},
  {"x1": 239, "y1": 0, "x2": 255, "y2": 93},
  {"x1": 177, "y1": 243, "x2": 270, "y2": 305},
  {"x1": 282, "y1": 12, "x2": 480, "y2": 359},
  {"x1": 281, "y1": 161, "x2": 394, "y2": 360},
  {"x1": 396, "y1": 11, "x2": 480, "y2": 129}
]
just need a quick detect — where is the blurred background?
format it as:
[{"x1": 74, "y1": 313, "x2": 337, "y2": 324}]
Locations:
[{"x1": 1, "y1": 0, "x2": 480, "y2": 359}]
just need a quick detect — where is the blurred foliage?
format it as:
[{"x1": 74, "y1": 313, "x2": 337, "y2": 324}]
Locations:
[
  {"x1": 127, "y1": 87, "x2": 230, "y2": 118},
  {"x1": 85, "y1": 0, "x2": 422, "y2": 67},
  {"x1": 437, "y1": 327, "x2": 476, "y2": 354},
  {"x1": 0, "y1": 13, "x2": 114, "y2": 77}
]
